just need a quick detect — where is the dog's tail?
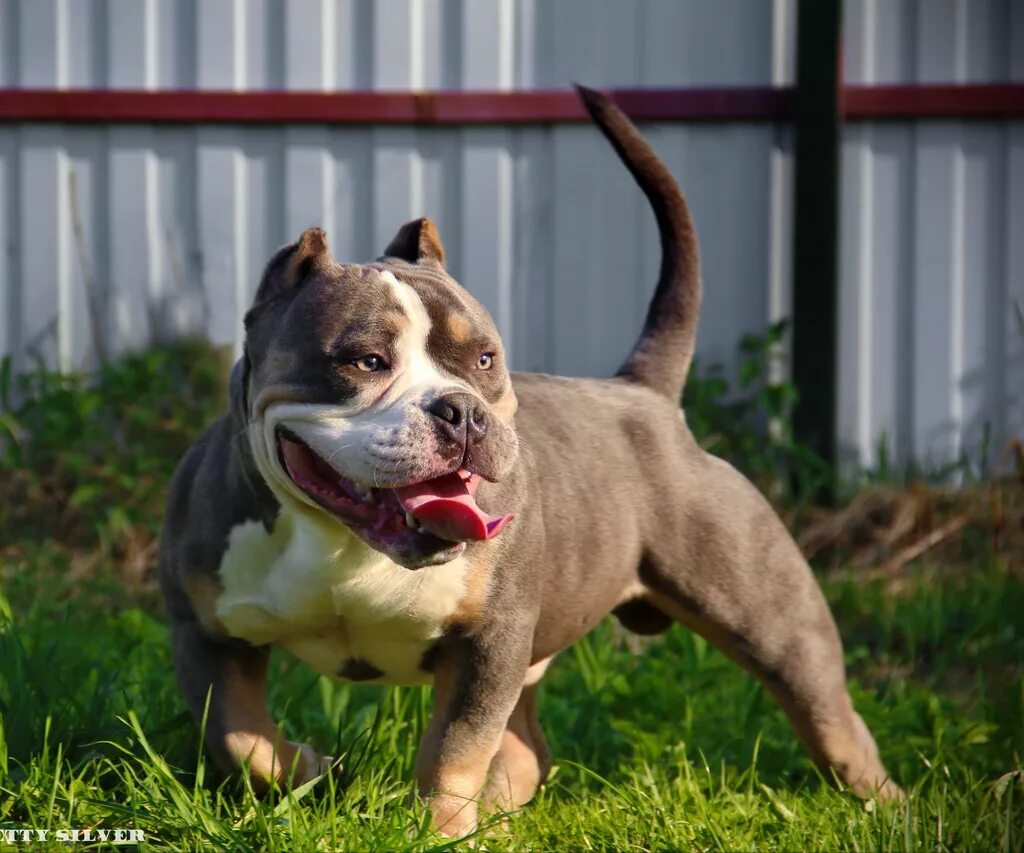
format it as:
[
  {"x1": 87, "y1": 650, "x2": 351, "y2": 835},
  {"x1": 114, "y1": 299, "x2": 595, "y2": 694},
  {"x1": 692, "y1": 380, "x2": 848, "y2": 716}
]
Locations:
[{"x1": 576, "y1": 84, "x2": 701, "y2": 402}]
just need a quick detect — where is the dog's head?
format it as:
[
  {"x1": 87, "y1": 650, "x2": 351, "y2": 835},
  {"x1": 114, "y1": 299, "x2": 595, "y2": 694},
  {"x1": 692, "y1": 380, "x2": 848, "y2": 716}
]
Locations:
[{"x1": 237, "y1": 220, "x2": 519, "y2": 568}]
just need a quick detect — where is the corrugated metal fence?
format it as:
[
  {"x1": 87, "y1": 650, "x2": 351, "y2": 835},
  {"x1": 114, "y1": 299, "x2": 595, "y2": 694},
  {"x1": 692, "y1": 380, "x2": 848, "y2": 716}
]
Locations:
[
  {"x1": 0, "y1": 0, "x2": 1021, "y2": 471},
  {"x1": 840, "y1": 0, "x2": 1024, "y2": 470}
]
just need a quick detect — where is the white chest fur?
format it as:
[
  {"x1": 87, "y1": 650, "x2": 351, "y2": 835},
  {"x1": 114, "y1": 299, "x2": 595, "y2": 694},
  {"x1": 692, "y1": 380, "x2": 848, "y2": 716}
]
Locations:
[{"x1": 214, "y1": 509, "x2": 468, "y2": 685}]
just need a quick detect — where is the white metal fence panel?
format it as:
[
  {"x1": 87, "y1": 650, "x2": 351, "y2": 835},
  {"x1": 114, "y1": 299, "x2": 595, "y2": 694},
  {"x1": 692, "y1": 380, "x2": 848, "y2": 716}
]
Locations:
[
  {"x1": 844, "y1": 0, "x2": 1024, "y2": 85},
  {"x1": 0, "y1": 0, "x2": 794, "y2": 397},
  {"x1": 10, "y1": 0, "x2": 1022, "y2": 471},
  {"x1": 0, "y1": 0, "x2": 796, "y2": 91},
  {"x1": 840, "y1": 0, "x2": 1024, "y2": 469},
  {"x1": 0, "y1": 122, "x2": 794, "y2": 381}
]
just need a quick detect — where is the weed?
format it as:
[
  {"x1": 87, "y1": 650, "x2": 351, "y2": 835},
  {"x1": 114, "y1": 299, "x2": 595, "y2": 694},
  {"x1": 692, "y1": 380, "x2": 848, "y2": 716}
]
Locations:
[
  {"x1": 683, "y1": 319, "x2": 832, "y2": 506},
  {"x1": 0, "y1": 341, "x2": 226, "y2": 596}
]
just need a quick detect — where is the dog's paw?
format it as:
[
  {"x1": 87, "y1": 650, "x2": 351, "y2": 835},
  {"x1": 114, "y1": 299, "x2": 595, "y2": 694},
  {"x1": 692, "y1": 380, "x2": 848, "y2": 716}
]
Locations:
[
  {"x1": 427, "y1": 792, "x2": 479, "y2": 839},
  {"x1": 872, "y1": 777, "x2": 906, "y2": 804},
  {"x1": 290, "y1": 742, "x2": 339, "y2": 785}
]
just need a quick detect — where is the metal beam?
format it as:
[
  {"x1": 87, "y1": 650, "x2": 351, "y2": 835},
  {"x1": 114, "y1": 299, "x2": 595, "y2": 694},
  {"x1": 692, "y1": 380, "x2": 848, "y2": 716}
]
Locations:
[{"x1": 792, "y1": 0, "x2": 843, "y2": 493}]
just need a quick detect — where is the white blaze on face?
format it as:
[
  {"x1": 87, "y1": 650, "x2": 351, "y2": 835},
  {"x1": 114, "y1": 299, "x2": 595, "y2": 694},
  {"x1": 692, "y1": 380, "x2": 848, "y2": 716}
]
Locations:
[
  {"x1": 376, "y1": 270, "x2": 456, "y2": 405},
  {"x1": 252, "y1": 269, "x2": 473, "y2": 500}
]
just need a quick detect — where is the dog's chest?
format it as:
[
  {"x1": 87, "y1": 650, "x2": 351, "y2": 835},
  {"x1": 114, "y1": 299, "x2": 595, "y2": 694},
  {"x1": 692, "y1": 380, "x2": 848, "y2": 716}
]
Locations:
[{"x1": 213, "y1": 512, "x2": 467, "y2": 685}]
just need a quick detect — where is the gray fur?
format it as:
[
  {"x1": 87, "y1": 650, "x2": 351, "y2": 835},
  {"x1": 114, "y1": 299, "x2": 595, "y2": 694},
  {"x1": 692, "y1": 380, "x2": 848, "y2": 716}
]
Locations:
[{"x1": 159, "y1": 87, "x2": 899, "y2": 837}]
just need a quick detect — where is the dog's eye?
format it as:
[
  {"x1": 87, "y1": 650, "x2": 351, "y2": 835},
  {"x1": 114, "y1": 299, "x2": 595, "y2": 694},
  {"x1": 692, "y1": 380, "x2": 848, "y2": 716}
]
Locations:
[
  {"x1": 352, "y1": 354, "x2": 388, "y2": 372},
  {"x1": 477, "y1": 353, "x2": 494, "y2": 371}
]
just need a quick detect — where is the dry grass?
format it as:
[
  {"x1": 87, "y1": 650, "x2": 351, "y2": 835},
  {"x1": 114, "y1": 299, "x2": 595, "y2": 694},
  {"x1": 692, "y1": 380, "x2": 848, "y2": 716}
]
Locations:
[{"x1": 798, "y1": 442, "x2": 1023, "y2": 582}]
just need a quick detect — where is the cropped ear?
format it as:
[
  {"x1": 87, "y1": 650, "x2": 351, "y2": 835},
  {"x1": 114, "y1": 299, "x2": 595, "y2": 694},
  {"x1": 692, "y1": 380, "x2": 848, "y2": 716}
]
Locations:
[
  {"x1": 382, "y1": 217, "x2": 446, "y2": 267},
  {"x1": 251, "y1": 227, "x2": 331, "y2": 309}
]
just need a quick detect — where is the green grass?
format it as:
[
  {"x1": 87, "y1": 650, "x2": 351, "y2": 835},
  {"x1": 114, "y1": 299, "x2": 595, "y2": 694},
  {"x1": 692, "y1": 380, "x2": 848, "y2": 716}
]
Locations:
[
  {"x1": 1, "y1": 341, "x2": 1022, "y2": 850},
  {"x1": 1, "y1": 556, "x2": 1021, "y2": 851}
]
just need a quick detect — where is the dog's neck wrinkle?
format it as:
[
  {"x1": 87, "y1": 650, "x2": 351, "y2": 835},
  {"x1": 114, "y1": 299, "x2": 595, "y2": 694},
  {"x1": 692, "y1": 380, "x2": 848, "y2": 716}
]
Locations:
[{"x1": 227, "y1": 409, "x2": 280, "y2": 532}]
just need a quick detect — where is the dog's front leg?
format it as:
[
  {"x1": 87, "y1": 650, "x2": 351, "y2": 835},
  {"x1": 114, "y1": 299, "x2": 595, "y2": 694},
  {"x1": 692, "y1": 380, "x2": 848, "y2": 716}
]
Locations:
[
  {"x1": 172, "y1": 621, "x2": 329, "y2": 790},
  {"x1": 415, "y1": 623, "x2": 532, "y2": 838}
]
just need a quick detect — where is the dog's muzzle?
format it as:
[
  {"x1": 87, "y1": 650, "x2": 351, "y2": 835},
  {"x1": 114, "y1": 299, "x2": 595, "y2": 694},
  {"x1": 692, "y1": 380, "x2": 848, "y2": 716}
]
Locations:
[{"x1": 428, "y1": 392, "x2": 489, "y2": 447}]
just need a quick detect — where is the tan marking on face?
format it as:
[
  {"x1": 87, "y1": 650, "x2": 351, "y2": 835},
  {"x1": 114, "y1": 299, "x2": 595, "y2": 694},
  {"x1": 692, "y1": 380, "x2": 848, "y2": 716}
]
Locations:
[
  {"x1": 491, "y1": 386, "x2": 518, "y2": 423},
  {"x1": 182, "y1": 573, "x2": 227, "y2": 636},
  {"x1": 382, "y1": 311, "x2": 411, "y2": 335},
  {"x1": 447, "y1": 313, "x2": 473, "y2": 343}
]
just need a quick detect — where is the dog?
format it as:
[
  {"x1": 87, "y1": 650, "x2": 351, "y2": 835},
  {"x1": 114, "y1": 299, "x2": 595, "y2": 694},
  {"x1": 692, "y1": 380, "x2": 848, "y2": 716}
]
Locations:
[{"x1": 159, "y1": 85, "x2": 900, "y2": 837}]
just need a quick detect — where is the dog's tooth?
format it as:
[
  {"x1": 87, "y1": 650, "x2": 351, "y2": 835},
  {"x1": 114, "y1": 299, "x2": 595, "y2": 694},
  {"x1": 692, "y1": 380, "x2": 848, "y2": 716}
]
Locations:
[
  {"x1": 405, "y1": 511, "x2": 417, "y2": 529},
  {"x1": 351, "y1": 482, "x2": 375, "y2": 504}
]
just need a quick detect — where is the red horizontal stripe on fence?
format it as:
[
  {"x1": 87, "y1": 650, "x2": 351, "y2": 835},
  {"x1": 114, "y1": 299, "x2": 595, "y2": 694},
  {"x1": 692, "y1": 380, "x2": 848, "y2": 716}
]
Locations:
[
  {"x1": 843, "y1": 84, "x2": 1024, "y2": 120},
  {"x1": 0, "y1": 87, "x2": 793, "y2": 124},
  {"x1": 0, "y1": 85, "x2": 1020, "y2": 125}
]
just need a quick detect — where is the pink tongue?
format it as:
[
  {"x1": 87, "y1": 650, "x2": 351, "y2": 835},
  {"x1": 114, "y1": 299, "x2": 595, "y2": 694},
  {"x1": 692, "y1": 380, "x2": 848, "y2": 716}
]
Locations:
[{"x1": 394, "y1": 473, "x2": 513, "y2": 542}]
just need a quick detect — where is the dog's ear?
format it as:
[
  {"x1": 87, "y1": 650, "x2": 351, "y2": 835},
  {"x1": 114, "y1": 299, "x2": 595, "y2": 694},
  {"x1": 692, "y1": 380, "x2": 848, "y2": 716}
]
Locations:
[
  {"x1": 250, "y1": 228, "x2": 331, "y2": 312},
  {"x1": 382, "y1": 217, "x2": 446, "y2": 267}
]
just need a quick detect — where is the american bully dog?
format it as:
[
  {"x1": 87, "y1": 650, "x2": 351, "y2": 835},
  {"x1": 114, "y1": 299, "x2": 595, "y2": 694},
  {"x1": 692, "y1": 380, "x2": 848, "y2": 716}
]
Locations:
[{"x1": 160, "y1": 85, "x2": 900, "y2": 837}]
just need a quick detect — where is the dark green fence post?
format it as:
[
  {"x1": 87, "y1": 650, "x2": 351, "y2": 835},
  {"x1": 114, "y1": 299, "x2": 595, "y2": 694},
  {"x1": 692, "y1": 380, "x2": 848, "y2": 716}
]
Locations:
[{"x1": 793, "y1": 0, "x2": 843, "y2": 499}]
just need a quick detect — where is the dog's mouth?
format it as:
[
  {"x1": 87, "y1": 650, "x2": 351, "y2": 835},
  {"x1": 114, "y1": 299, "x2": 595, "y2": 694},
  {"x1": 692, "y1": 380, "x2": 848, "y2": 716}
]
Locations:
[{"x1": 275, "y1": 429, "x2": 513, "y2": 566}]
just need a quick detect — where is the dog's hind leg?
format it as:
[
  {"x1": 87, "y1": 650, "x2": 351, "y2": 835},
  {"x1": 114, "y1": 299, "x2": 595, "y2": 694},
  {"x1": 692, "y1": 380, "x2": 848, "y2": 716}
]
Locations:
[
  {"x1": 172, "y1": 621, "x2": 329, "y2": 790},
  {"x1": 482, "y1": 658, "x2": 554, "y2": 811},
  {"x1": 642, "y1": 461, "x2": 901, "y2": 800},
  {"x1": 644, "y1": 573, "x2": 899, "y2": 799}
]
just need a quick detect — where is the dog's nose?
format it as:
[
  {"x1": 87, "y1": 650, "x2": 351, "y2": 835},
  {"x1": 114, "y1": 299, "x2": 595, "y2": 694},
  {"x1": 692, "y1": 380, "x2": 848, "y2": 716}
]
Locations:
[{"x1": 428, "y1": 393, "x2": 488, "y2": 445}]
